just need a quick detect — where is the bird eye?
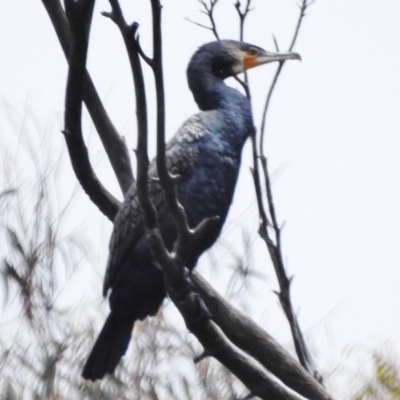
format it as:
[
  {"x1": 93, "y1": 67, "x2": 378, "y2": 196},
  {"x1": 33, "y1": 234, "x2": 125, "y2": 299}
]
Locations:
[{"x1": 248, "y1": 47, "x2": 258, "y2": 56}]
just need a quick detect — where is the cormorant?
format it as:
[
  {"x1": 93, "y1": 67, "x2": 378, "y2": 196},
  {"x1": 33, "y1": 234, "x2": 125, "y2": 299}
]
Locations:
[{"x1": 82, "y1": 40, "x2": 300, "y2": 381}]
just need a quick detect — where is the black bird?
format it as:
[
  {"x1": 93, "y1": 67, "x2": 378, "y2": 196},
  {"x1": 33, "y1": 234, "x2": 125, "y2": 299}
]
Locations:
[{"x1": 82, "y1": 40, "x2": 300, "y2": 381}]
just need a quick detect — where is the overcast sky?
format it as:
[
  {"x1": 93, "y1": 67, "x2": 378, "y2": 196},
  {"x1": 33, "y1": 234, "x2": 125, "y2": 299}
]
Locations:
[{"x1": 1, "y1": 0, "x2": 400, "y2": 395}]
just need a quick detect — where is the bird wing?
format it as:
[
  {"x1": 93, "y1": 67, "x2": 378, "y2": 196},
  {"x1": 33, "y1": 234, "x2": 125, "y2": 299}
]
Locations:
[
  {"x1": 102, "y1": 114, "x2": 208, "y2": 297},
  {"x1": 102, "y1": 174, "x2": 164, "y2": 297}
]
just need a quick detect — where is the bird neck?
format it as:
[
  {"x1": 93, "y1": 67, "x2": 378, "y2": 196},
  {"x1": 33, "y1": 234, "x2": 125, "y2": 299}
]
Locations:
[
  {"x1": 188, "y1": 69, "x2": 254, "y2": 143},
  {"x1": 188, "y1": 69, "x2": 248, "y2": 112},
  {"x1": 187, "y1": 54, "x2": 254, "y2": 147}
]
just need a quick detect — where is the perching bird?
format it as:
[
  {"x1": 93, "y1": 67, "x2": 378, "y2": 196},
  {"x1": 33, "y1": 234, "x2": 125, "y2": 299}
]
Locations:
[{"x1": 82, "y1": 40, "x2": 300, "y2": 381}]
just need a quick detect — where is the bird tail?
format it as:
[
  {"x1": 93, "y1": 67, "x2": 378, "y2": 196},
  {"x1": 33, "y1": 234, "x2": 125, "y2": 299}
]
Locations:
[{"x1": 82, "y1": 312, "x2": 133, "y2": 381}]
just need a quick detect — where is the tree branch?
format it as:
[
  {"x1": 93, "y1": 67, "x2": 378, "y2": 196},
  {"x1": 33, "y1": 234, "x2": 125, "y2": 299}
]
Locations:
[
  {"x1": 259, "y1": 0, "x2": 311, "y2": 154},
  {"x1": 106, "y1": 0, "x2": 149, "y2": 170},
  {"x1": 199, "y1": 0, "x2": 220, "y2": 40},
  {"x1": 150, "y1": 0, "x2": 196, "y2": 260},
  {"x1": 63, "y1": 0, "x2": 121, "y2": 221},
  {"x1": 234, "y1": 0, "x2": 253, "y2": 91},
  {"x1": 255, "y1": 0, "x2": 322, "y2": 380},
  {"x1": 41, "y1": 0, "x2": 134, "y2": 198},
  {"x1": 191, "y1": 271, "x2": 333, "y2": 400}
]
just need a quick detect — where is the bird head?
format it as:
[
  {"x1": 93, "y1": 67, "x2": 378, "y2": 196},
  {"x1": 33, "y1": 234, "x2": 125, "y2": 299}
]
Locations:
[
  {"x1": 187, "y1": 40, "x2": 301, "y2": 110},
  {"x1": 208, "y1": 40, "x2": 301, "y2": 79}
]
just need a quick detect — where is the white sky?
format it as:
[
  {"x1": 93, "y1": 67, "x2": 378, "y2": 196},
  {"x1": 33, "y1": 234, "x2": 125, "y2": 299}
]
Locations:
[{"x1": 1, "y1": 0, "x2": 400, "y2": 395}]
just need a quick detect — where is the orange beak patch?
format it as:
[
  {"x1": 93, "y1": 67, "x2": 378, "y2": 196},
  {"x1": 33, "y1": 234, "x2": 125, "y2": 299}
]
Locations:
[{"x1": 243, "y1": 53, "x2": 259, "y2": 70}]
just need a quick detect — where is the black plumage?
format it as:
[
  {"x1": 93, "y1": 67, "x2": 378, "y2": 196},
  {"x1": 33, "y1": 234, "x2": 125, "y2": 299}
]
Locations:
[{"x1": 82, "y1": 40, "x2": 300, "y2": 381}]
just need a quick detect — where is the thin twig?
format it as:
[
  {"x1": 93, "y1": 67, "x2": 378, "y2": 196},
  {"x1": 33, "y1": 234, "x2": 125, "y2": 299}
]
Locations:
[
  {"x1": 199, "y1": 0, "x2": 220, "y2": 40},
  {"x1": 184, "y1": 17, "x2": 214, "y2": 33},
  {"x1": 256, "y1": 0, "x2": 322, "y2": 381},
  {"x1": 234, "y1": 0, "x2": 253, "y2": 89},
  {"x1": 250, "y1": 132, "x2": 270, "y2": 232},
  {"x1": 260, "y1": 0, "x2": 311, "y2": 151}
]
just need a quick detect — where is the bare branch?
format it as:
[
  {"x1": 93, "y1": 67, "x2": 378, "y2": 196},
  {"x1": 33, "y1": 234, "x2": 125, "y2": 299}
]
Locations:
[
  {"x1": 41, "y1": 0, "x2": 134, "y2": 197},
  {"x1": 234, "y1": 0, "x2": 253, "y2": 42},
  {"x1": 254, "y1": 0, "x2": 321, "y2": 380},
  {"x1": 63, "y1": 0, "x2": 121, "y2": 221},
  {"x1": 250, "y1": 132, "x2": 270, "y2": 234},
  {"x1": 106, "y1": 0, "x2": 149, "y2": 164},
  {"x1": 233, "y1": 0, "x2": 253, "y2": 94},
  {"x1": 260, "y1": 0, "x2": 312, "y2": 149},
  {"x1": 288, "y1": 0, "x2": 313, "y2": 52},
  {"x1": 197, "y1": 0, "x2": 220, "y2": 40},
  {"x1": 191, "y1": 271, "x2": 333, "y2": 400},
  {"x1": 135, "y1": 35, "x2": 154, "y2": 67},
  {"x1": 260, "y1": 156, "x2": 322, "y2": 381},
  {"x1": 184, "y1": 17, "x2": 214, "y2": 33}
]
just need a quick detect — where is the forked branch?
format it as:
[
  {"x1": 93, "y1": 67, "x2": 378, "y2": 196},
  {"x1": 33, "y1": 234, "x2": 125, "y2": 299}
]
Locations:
[
  {"x1": 42, "y1": 0, "x2": 134, "y2": 199},
  {"x1": 63, "y1": 0, "x2": 121, "y2": 221}
]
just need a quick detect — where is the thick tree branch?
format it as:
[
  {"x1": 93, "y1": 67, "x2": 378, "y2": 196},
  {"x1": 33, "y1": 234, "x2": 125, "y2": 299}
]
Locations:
[
  {"x1": 63, "y1": 0, "x2": 121, "y2": 221},
  {"x1": 191, "y1": 271, "x2": 333, "y2": 400},
  {"x1": 42, "y1": 0, "x2": 134, "y2": 198}
]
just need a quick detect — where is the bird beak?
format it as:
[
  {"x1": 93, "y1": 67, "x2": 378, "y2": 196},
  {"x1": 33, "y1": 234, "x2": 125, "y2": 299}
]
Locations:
[{"x1": 243, "y1": 50, "x2": 301, "y2": 70}]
